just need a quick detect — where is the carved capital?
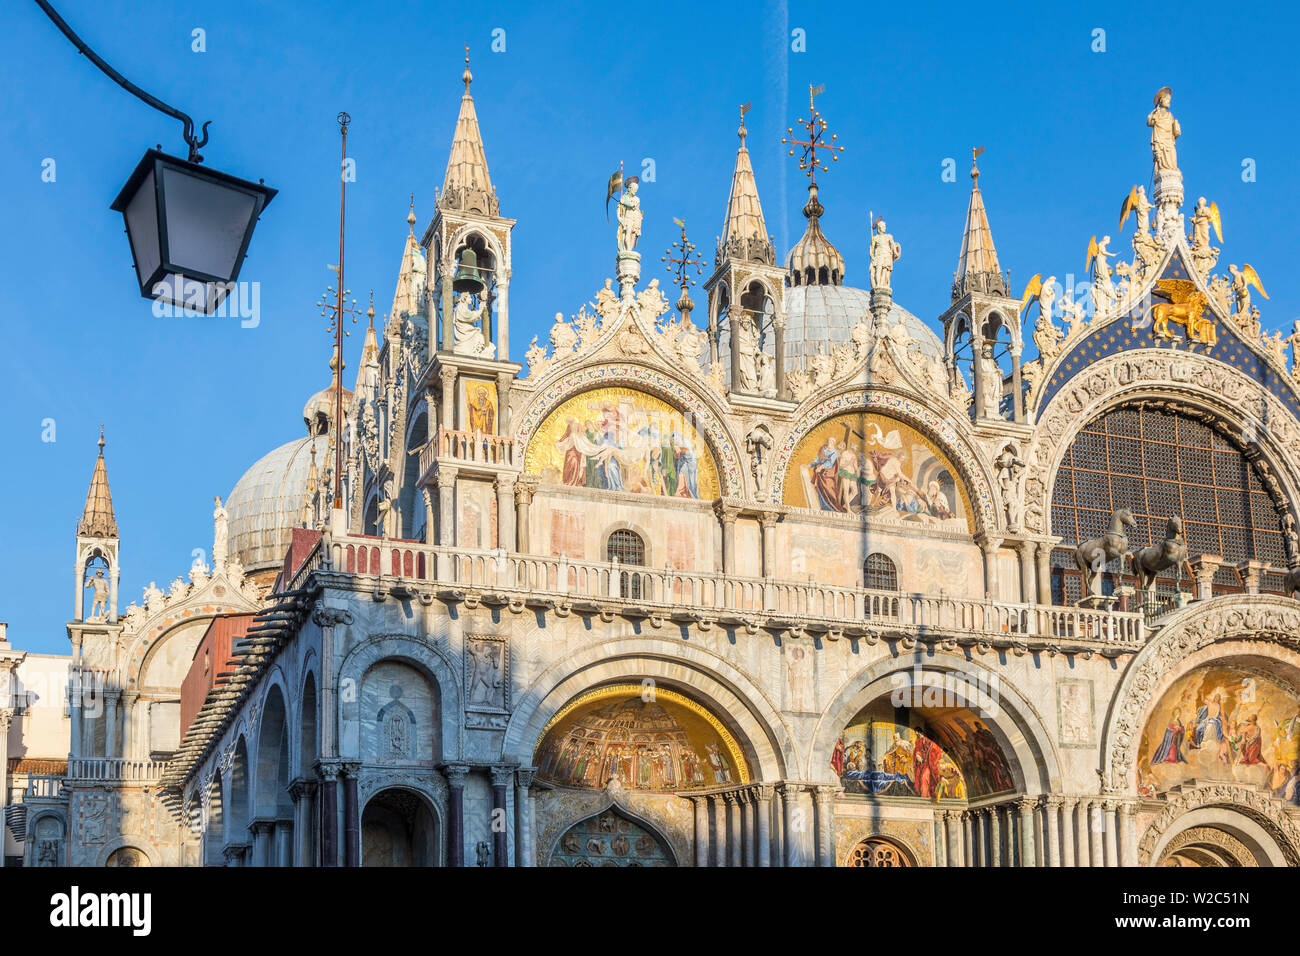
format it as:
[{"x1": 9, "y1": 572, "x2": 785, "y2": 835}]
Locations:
[
  {"x1": 441, "y1": 763, "x2": 470, "y2": 788},
  {"x1": 515, "y1": 768, "x2": 536, "y2": 791}
]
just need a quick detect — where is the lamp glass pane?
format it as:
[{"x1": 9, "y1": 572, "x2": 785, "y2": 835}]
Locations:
[
  {"x1": 123, "y1": 169, "x2": 160, "y2": 286},
  {"x1": 160, "y1": 165, "x2": 259, "y2": 280}
]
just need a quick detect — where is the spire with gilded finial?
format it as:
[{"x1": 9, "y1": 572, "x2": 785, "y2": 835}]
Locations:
[
  {"x1": 953, "y1": 145, "x2": 1007, "y2": 301},
  {"x1": 441, "y1": 45, "x2": 498, "y2": 215},
  {"x1": 718, "y1": 102, "x2": 775, "y2": 266},
  {"x1": 78, "y1": 426, "x2": 118, "y2": 538}
]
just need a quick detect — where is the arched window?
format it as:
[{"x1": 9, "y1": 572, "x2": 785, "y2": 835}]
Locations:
[
  {"x1": 863, "y1": 553, "x2": 899, "y2": 591},
  {"x1": 1050, "y1": 403, "x2": 1288, "y2": 604},
  {"x1": 607, "y1": 529, "x2": 646, "y2": 599},
  {"x1": 848, "y1": 837, "x2": 912, "y2": 867}
]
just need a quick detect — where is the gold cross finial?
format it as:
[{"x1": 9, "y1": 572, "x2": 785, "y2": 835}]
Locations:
[
  {"x1": 462, "y1": 45, "x2": 473, "y2": 89},
  {"x1": 782, "y1": 83, "x2": 843, "y2": 184}
]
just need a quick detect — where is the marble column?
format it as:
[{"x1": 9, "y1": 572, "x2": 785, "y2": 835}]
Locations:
[
  {"x1": 780, "y1": 783, "x2": 802, "y2": 867},
  {"x1": 1060, "y1": 799, "x2": 1077, "y2": 867},
  {"x1": 814, "y1": 786, "x2": 836, "y2": 868},
  {"x1": 494, "y1": 477, "x2": 517, "y2": 553},
  {"x1": 274, "y1": 821, "x2": 293, "y2": 867},
  {"x1": 514, "y1": 479, "x2": 536, "y2": 554},
  {"x1": 120, "y1": 692, "x2": 139, "y2": 761},
  {"x1": 755, "y1": 786, "x2": 773, "y2": 867},
  {"x1": 1088, "y1": 802, "x2": 1104, "y2": 867},
  {"x1": 250, "y1": 821, "x2": 272, "y2": 867},
  {"x1": 437, "y1": 465, "x2": 458, "y2": 547},
  {"x1": 317, "y1": 762, "x2": 339, "y2": 867},
  {"x1": 945, "y1": 810, "x2": 962, "y2": 866},
  {"x1": 773, "y1": 312, "x2": 787, "y2": 397},
  {"x1": 1035, "y1": 543, "x2": 1053, "y2": 606},
  {"x1": 1041, "y1": 797, "x2": 1061, "y2": 867},
  {"x1": 515, "y1": 769, "x2": 535, "y2": 868},
  {"x1": 1119, "y1": 800, "x2": 1138, "y2": 867},
  {"x1": 104, "y1": 691, "x2": 119, "y2": 759},
  {"x1": 741, "y1": 794, "x2": 755, "y2": 867},
  {"x1": 692, "y1": 796, "x2": 709, "y2": 868},
  {"x1": 1103, "y1": 801, "x2": 1119, "y2": 867},
  {"x1": 490, "y1": 767, "x2": 512, "y2": 867},
  {"x1": 342, "y1": 763, "x2": 360, "y2": 867},
  {"x1": 68, "y1": 680, "x2": 83, "y2": 760},
  {"x1": 759, "y1": 514, "x2": 778, "y2": 578},
  {"x1": 443, "y1": 764, "x2": 468, "y2": 867},
  {"x1": 495, "y1": 370, "x2": 513, "y2": 429},
  {"x1": 290, "y1": 779, "x2": 317, "y2": 866},
  {"x1": 1075, "y1": 800, "x2": 1092, "y2": 867},
  {"x1": 439, "y1": 275, "x2": 454, "y2": 354},
  {"x1": 0, "y1": 712, "x2": 10, "y2": 813},
  {"x1": 980, "y1": 537, "x2": 1002, "y2": 601},
  {"x1": 1016, "y1": 541, "x2": 1035, "y2": 608},
  {"x1": 715, "y1": 503, "x2": 739, "y2": 575},
  {"x1": 726, "y1": 795, "x2": 742, "y2": 867},
  {"x1": 711, "y1": 795, "x2": 728, "y2": 867},
  {"x1": 1017, "y1": 798, "x2": 1037, "y2": 867},
  {"x1": 962, "y1": 811, "x2": 974, "y2": 868},
  {"x1": 989, "y1": 805, "x2": 1003, "y2": 867}
]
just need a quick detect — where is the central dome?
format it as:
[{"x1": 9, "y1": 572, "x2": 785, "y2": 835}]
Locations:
[
  {"x1": 225, "y1": 435, "x2": 329, "y2": 581},
  {"x1": 784, "y1": 285, "x2": 942, "y2": 365}
]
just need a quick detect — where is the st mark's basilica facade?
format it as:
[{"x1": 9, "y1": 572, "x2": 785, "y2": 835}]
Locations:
[{"x1": 4, "y1": 67, "x2": 1300, "y2": 869}]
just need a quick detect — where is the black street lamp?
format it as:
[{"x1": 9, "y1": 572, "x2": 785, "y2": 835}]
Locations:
[{"x1": 36, "y1": 1, "x2": 276, "y2": 314}]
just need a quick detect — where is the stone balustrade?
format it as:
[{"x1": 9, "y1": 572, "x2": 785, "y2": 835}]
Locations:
[
  {"x1": 65, "y1": 758, "x2": 170, "y2": 783},
  {"x1": 313, "y1": 535, "x2": 1145, "y2": 646},
  {"x1": 418, "y1": 428, "x2": 516, "y2": 480}
]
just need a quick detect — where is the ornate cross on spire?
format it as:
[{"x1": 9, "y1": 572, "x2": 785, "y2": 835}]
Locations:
[
  {"x1": 782, "y1": 83, "x2": 843, "y2": 183},
  {"x1": 662, "y1": 217, "x2": 704, "y2": 317}
]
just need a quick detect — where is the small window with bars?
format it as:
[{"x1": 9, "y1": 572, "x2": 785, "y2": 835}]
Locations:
[
  {"x1": 607, "y1": 529, "x2": 646, "y2": 599},
  {"x1": 863, "y1": 553, "x2": 899, "y2": 591}
]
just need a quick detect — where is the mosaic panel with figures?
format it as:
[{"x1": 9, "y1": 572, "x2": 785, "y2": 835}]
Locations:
[
  {"x1": 523, "y1": 387, "x2": 719, "y2": 499},
  {"x1": 549, "y1": 809, "x2": 675, "y2": 867}
]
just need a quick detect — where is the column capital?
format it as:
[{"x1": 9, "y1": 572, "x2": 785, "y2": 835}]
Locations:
[
  {"x1": 494, "y1": 473, "x2": 517, "y2": 493},
  {"x1": 490, "y1": 765, "x2": 516, "y2": 788},
  {"x1": 723, "y1": 792, "x2": 740, "y2": 806},
  {"x1": 223, "y1": 844, "x2": 249, "y2": 865},
  {"x1": 340, "y1": 761, "x2": 362, "y2": 778},
  {"x1": 436, "y1": 463, "x2": 460, "y2": 486},
  {"x1": 515, "y1": 767, "x2": 536, "y2": 790},
  {"x1": 1016, "y1": 796, "x2": 1037, "y2": 815},
  {"x1": 315, "y1": 759, "x2": 342, "y2": 782},
  {"x1": 515, "y1": 474, "x2": 539, "y2": 505},
  {"x1": 712, "y1": 499, "x2": 741, "y2": 523},
  {"x1": 0, "y1": 710, "x2": 12, "y2": 732},
  {"x1": 288, "y1": 777, "x2": 318, "y2": 801},
  {"x1": 440, "y1": 762, "x2": 471, "y2": 787},
  {"x1": 753, "y1": 784, "x2": 775, "y2": 803},
  {"x1": 1039, "y1": 794, "x2": 1064, "y2": 810}
]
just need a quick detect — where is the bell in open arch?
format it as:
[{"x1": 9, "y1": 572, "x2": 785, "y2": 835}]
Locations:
[{"x1": 452, "y1": 248, "x2": 485, "y2": 294}]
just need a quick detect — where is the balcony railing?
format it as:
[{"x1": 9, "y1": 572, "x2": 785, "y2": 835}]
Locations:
[
  {"x1": 65, "y1": 758, "x2": 170, "y2": 783},
  {"x1": 418, "y1": 428, "x2": 516, "y2": 481},
  {"x1": 23, "y1": 774, "x2": 65, "y2": 798},
  {"x1": 320, "y1": 536, "x2": 1145, "y2": 646}
]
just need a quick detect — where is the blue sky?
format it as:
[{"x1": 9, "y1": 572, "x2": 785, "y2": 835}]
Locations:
[{"x1": 2, "y1": 0, "x2": 1297, "y2": 653}]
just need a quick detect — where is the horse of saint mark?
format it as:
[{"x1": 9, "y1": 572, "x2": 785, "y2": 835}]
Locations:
[
  {"x1": 1131, "y1": 515, "x2": 1194, "y2": 594},
  {"x1": 1074, "y1": 507, "x2": 1137, "y2": 597}
]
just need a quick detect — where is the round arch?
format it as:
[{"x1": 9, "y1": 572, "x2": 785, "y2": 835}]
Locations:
[
  {"x1": 1140, "y1": 788, "x2": 1300, "y2": 866},
  {"x1": 809, "y1": 651, "x2": 1063, "y2": 793},
  {"x1": 503, "y1": 637, "x2": 796, "y2": 780},
  {"x1": 1102, "y1": 594, "x2": 1300, "y2": 796},
  {"x1": 771, "y1": 388, "x2": 999, "y2": 532},
  {"x1": 254, "y1": 683, "x2": 292, "y2": 819},
  {"x1": 1027, "y1": 351, "x2": 1300, "y2": 540},
  {"x1": 96, "y1": 841, "x2": 161, "y2": 867},
  {"x1": 335, "y1": 633, "x2": 463, "y2": 763},
  {"x1": 441, "y1": 222, "x2": 508, "y2": 278},
  {"x1": 513, "y1": 364, "x2": 745, "y2": 498},
  {"x1": 359, "y1": 785, "x2": 443, "y2": 867}
]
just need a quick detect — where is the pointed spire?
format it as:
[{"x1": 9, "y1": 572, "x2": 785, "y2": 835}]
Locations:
[
  {"x1": 391, "y1": 196, "x2": 428, "y2": 319},
  {"x1": 719, "y1": 105, "x2": 775, "y2": 265},
  {"x1": 440, "y1": 46, "x2": 499, "y2": 216},
  {"x1": 79, "y1": 427, "x2": 118, "y2": 538},
  {"x1": 953, "y1": 146, "x2": 1007, "y2": 301}
]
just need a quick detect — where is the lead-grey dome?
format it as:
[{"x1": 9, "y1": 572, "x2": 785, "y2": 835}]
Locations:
[
  {"x1": 225, "y1": 435, "x2": 329, "y2": 574},
  {"x1": 783, "y1": 285, "x2": 942, "y2": 366}
]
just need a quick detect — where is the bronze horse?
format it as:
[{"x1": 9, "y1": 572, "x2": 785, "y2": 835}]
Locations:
[
  {"x1": 1130, "y1": 515, "x2": 1193, "y2": 592},
  {"x1": 1286, "y1": 566, "x2": 1300, "y2": 600},
  {"x1": 1074, "y1": 507, "x2": 1137, "y2": 596}
]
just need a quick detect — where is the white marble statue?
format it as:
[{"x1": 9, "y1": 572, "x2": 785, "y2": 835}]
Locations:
[
  {"x1": 1131, "y1": 185, "x2": 1153, "y2": 234},
  {"x1": 212, "y1": 495, "x2": 229, "y2": 566},
  {"x1": 757, "y1": 350, "x2": 776, "y2": 395},
  {"x1": 616, "y1": 177, "x2": 642, "y2": 253},
  {"x1": 452, "y1": 292, "x2": 496, "y2": 358},
  {"x1": 868, "y1": 218, "x2": 902, "y2": 291},
  {"x1": 979, "y1": 346, "x2": 1002, "y2": 416},
  {"x1": 734, "y1": 314, "x2": 759, "y2": 391},
  {"x1": 86, "y1": 568, "x2": 110, "y2": 621},
  {"x1": 1147, "y1": 86, "x2": 1180, "y2": 175}
]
